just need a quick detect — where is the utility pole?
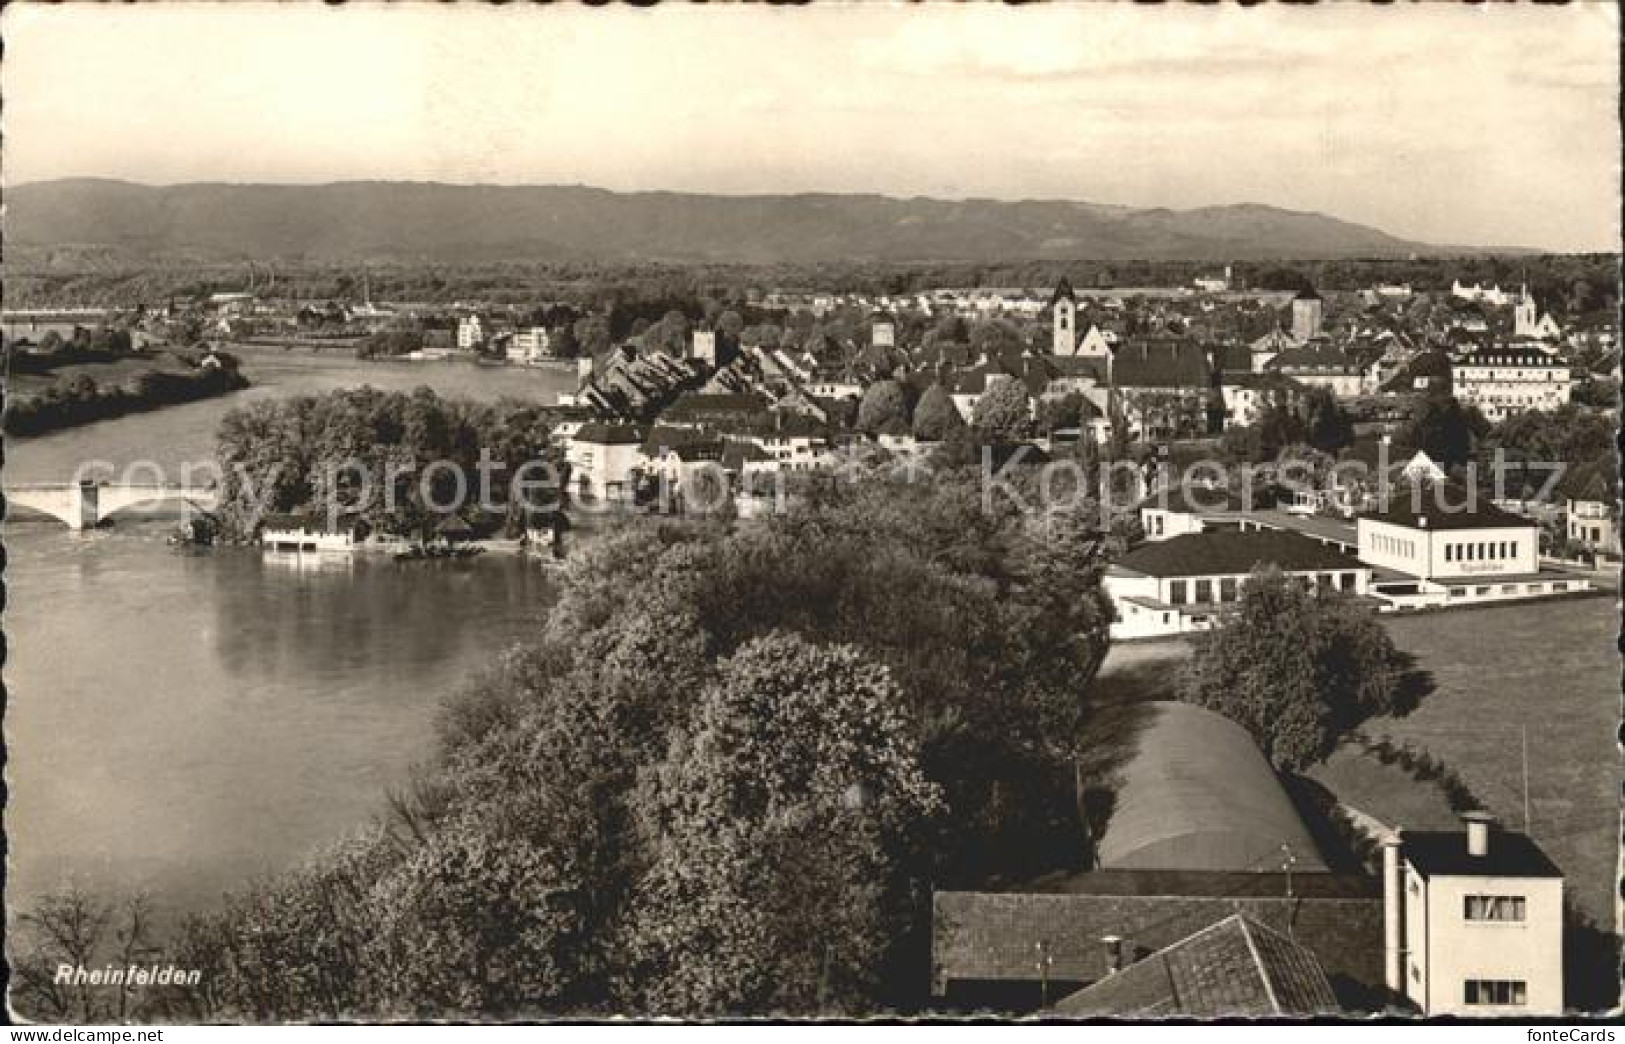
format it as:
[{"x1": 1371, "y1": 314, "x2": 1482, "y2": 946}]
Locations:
[
  {"x1": 1035, "y1": 940, "x2": 1053, "y2": 1009},
  {"x1": 1521, "y1": 724, "x2": 1532, "y2": 834}
]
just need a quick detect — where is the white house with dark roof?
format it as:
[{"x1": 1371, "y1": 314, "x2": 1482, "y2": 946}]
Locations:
[
  {"x1": 1385, "y1": 814, "x2": 1564, "y2": 1016},
  {"x1": 1566, "y1": 498, "x2": 1619, "y2": 557},
  {"x1": 1353, "y1": 483, "x2": 1588, "y2": 607},
  {"x1": 1266, "y1": 342, "x2": 1366, "y2": 398},
  {"x1": 1449, "y1": 344, "x2": 1572, "y2": 422},
  {"x1": 1104, "y1": 530, "x2": 1371, "y2": 639},
  {"x1": 566, "y1": 423, "x2": 646, "y2": 501}
]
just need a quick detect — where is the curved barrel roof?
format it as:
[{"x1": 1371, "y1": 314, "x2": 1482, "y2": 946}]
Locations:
[{"x1": 1097, "y1": 701, "x2": 1327, "y2": 873}]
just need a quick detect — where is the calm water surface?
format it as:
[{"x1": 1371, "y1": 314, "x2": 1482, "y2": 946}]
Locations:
[{"x1": 5, "y1": 351, "x2": 576, "y2": 917}]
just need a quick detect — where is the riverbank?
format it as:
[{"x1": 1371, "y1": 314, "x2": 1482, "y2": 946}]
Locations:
[
  {"x1": 3, "y1": 354, "x2": 249, "y2": 436},
  {"x1": 3, "y1": 349, "x2": 580, "y2": 485}
]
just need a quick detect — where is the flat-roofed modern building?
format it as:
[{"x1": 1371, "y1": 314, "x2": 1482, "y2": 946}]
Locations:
[
  {"x1": 1105, "y1": 530, "x2": 1370, "y2": 639},
  {"x1": 1353, "y1": 484, "x2": 1588, "y2": 607},
  {"x1": 1357, "y1": 486, "x2": 1540, "y2": 580}
]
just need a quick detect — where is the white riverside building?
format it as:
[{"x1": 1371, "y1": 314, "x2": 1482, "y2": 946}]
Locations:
[{"x1": 507, "y1": 327, "x2": 553, "y2": 364}]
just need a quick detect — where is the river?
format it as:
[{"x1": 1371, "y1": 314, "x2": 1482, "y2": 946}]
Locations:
[{"x1": 4, "y1": 349, "x2": 578, "y2": 918}]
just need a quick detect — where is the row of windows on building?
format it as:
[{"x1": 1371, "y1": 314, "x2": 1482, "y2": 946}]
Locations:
[
  {"x1": 1464, "y1": 979, "x2": 1528, "y2": 1006},
  {"x1": 1407, "y1": 968, "x2": 1529, "y2": 1007},
  {"x1": 1446, "y1": 582, "x2": 1563, "y2": 598},
  {"x1": 1373, "y1": 533, "x2": 1417, "y2": 558},
  {"x1": 1456, "y1": 367, "x2": 1565, "y2": 378},
  {"x1": 1166, "y1": 571, "x2": 1357, "y2": 606},
  {"x1": 1443, "y1": 539, "x2": 1521, "y2": 563}
]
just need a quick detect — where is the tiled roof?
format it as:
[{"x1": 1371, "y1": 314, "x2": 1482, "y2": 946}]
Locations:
[
  {"x1": 1112, "y1": 530, "x2": 1360, "y2": 578},
  {"x1": 1452, "y1": 346, "x2": 1568, "y2": 368},
  {"x1": 932, "y1": 888, "x2": 1384, "y2": 1009},
  {"x1": 1050, "y1": 914, "x2": 1340, "y2": 1017},
  {"x1": 721, "y1": 439, "x2": 776, "y2": 469},
  {"x1": 1268, "y1": 344, "x2": 1360, "y2": 374},
  {"x1": 1249, "y1": 328, "x2": 1299, "y2": 354},
  {"x1": 1113, "y1": 337, "x2": 1214, "y2": 389},
  {"x1": 572, "y1": 422, "x2": 647, "y2": 445},
  {"x1": 660, "y1": 391, "x2": 773, "y2": 422},
  {"x1": 1046, "y1": 356, "x2": 1111, "y2": 382}
]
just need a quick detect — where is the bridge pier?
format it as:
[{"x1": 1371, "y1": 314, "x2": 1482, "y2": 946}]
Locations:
[{"x1": 72, "y1": 480, "x2": 99, "y2": 530}]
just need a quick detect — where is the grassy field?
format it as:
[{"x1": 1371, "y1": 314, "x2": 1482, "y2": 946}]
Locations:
[
  {"x1": 5, "y1": 355, "x2": 196, "y2": 397},
  {"x1": 1094, "y1": 597, "x2": 1618, "y2": 931},
  {"x1": 1323, "y1": 596, "x2": 1620, "y2": 931}
]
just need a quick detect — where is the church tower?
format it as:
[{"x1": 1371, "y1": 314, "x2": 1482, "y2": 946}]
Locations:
[
  {"x1": 1051, "y1": 278, "x2": 1078, "y2": 355},
  {"x1": 1514, "y1": 285, "x2": 1538, "y2": 339},
  {"x1": 1291, "y1": 286, "x2": 1323, "y2": 341}
]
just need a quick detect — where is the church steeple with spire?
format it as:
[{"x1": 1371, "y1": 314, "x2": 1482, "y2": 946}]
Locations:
[{"x1": 1051, "y1": 277, "x2": 1078, "y2": 355}]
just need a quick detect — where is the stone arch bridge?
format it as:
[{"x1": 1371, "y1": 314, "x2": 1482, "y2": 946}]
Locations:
[{"x1": 6, "y1": 481, "x2": 220, "y2": 530}]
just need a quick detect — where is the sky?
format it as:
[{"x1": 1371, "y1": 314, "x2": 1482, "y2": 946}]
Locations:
[{"x1": 3, "y1": 2, "x2": 1619, "y2": 252}]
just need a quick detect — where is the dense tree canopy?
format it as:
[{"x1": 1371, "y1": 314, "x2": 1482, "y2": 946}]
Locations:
[
  {"x1": 214, "y1": 387, "x2": 565, "y2": 540},
  {"x1": 970, "y1": 378, "x2": 1033, "y2": 441},
  {"x1": 910, "y1": 384, "x2": 962, "y2": 441},
  {"x1": 1177, "y1": 567, "x2": 1415, "y2": 771},
  {"x1": 856, "y1": 380, "x2": 911, "y2": 436},
  {"x1": 1396, "y1": 392, "x2": 1481, "y2": 471},
  {"x1": 70, "y1": 448, "x2": 1115, "y2": 1020}
]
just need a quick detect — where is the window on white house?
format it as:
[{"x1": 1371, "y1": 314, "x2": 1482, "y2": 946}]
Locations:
[
  {"x1": 1169, "y1": 581, "x2": 1188, "y2": 605},
  {"x1": 1464, "y1": 980, "x2": 1527, "y2": 1006},
  {"x1": 1464, "y1": 895, "x2": 1527, "y2": 922}
]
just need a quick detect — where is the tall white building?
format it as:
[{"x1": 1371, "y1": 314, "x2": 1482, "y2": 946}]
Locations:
[
  {"x1": 456, "y1": 315, "x2": 486, "y2": 352},
  {"x1": 1450, "y1": 345, "x2": 1571, "y2": 422},
  {"x1": 870, "y1": 314, "x2": 896, "y2": 350},
  {"x1": 1384, "y1": 814, "x2": 1564, "y2": 1016},
  {"x1": 691, "y1": 327, "x2": 718, "y2": 366}
]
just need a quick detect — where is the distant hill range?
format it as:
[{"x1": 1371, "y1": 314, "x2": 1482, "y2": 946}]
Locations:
[{"x1": 4, "y1": 178, "x2": 1512, "y2": 264}]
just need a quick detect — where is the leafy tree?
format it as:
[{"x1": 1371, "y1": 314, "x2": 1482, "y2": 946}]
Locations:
[
  {"x1": 1177, "y1": 566, "x2": 1414, "y2": 770},
  {"x1": 1302, "y1": 386, "x2": 1355, "y2": 453},
  {"x1": 626, "y1": 634, "x2": 940, "y2": 1014},
  {"x1": 970, "y1": 378, "x2": 1032, "y2": 441},
  {"x1": 1037, "y1": 391, "x2": 1089, "y2": 434},
  {"x1": 910, "y1": 384, "x2": 962, "y2": 441},
  {"x1": 856, "y1": 380, "x2": 910, "y2": 436},
  {"x1": 1396, "y1": 393, "x2": 1475, "y2": 470}
]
